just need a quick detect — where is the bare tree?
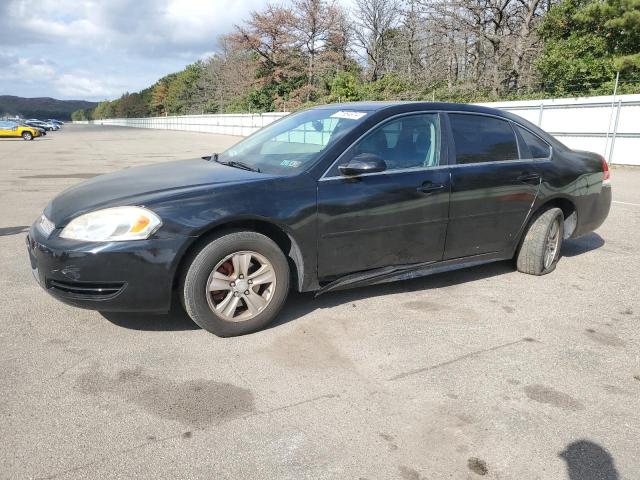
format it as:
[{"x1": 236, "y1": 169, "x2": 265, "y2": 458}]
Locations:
[
  {"x1": 353, "y1": 0, "x2": 401, "y2": 81},
  {"x1": 229, "y1": 4, "x2": 299, "y2": 84},
  {"x1": 291, "y1": 0, "x2": 333, "y2": 90},
  {"x1": 201, "y1": 38, "x2": 258, "y2": 112},
  {"x1": 323, "y1": 4, "x2": 353, "y2": 71}
]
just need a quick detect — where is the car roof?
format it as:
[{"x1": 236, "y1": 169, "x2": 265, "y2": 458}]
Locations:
[
  {"x1": 309, "y1": 101, "x2": 567, "y2": 151},
  {"x1": 311, "y1": 101, "x2": 504, "y2": 114}
]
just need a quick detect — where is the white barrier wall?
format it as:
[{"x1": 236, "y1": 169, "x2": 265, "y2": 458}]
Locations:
[
  {"x1": 91, "y1": 113, "x2": 288, "y2": 137},
  {"x1": 80, "y1": 94, "x2": 640, "y2": 165},
  {"x1": 478, "y1": 94, "x2": 640, "y2": 166}
]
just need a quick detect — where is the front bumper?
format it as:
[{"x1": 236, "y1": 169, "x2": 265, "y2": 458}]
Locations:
[{"x1": 26, "y1": 224, "x2": 191, "y2": 312}]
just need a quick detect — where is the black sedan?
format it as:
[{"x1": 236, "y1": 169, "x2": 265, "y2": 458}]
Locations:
[{"x1": 27, "y1": 102, "x2": 611, "y2": 336}]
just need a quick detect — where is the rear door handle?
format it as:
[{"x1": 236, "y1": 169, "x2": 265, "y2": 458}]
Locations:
[
  {"x1": 417, "y1": 182, "x2": 446, "y2": 194},
  {"x1": 516, "y1": 172, "x2": 541, "y2": 183}
]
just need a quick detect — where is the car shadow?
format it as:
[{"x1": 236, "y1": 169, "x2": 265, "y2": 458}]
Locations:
[
  {"x1": 561, "y1": 232, "x2": 605, "y2": 257},
  {"x1": 99, "y1": 233, "x2": 605, "y2": 333},
  {"x1": 269, "y1": 260, "x2": 516, "y2": 330},
  {"x1": 559, "y1": 440, "x2": 619, "y2": 480},
  {"x1": 0, "y1": 138, "x2": 52, "y2": 141},
  {"x1": 100, "y1": 306, "x2": 199, "y2": 331}
]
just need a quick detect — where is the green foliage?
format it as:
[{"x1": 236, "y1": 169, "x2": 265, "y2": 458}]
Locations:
[
  {"x1": 71, "y1": 109, "x2": 88, "y2": 121},
  {"x1": 164, "y1": 63, "x2": 206, "y2": 115},
  {"x1": 328, "y1": 71, "x2": 362, "y2": 102},
  {"x1": 537, "y1": 0, "x2": 640, "y2": 93},
  {"x1": 149, "y1": 82, "x2": 168, "y2": 116},
  {"x1": 614, "y1": 53, "x2": 640, "y2": 71},
  {"x1": 92, "y1": 101, "x2": 115, "y2": 119},
  {"x1": 535, "y1": 34, "x2": 616, "y2": 94},
  {"x1": 359, "y1": 73, "x2": 421, "y2": 101},
  {"x1": 247, "y1": 85, "x2": 278, "y2": 112}
]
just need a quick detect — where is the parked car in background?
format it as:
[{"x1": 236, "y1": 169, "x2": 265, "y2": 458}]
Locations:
[
  {"x1": 0, "y1": 120, "x2": 41, "y2": 140},
  {"x1": 47, "y1": 119, "x2": 64, "y2": 126},
  {"x1": 27, "y1": 102, "x2": 611, "y2": 336},
  {"x1": 30, "y1": 119, "x2": 59, "y2": 130},
  {"x1": 25, "y1": 120, "x2": 55, "y2": 131},
  {"x1": 16, "y1": 120, "x2": 46, "y2": 136}
]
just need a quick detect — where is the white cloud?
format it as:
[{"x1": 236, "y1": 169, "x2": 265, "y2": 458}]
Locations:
[
  {"x1": 0, "y1": 0, "x2": 269, "y2": 100},
  {"x1": 53, "y1": 74, "x2": 126, "y2": 99},
  {"x1": 0, "y1": 54, "x2": 56, "y2": 82}
]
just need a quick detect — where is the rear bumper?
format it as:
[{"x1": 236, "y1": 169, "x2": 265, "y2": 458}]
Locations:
[
  {"x1": 26, "y1": 224, "x2": 191, "y2": 312},
  {"x1": 573, "y1": 184, "x2": 612, "y2": 238}
]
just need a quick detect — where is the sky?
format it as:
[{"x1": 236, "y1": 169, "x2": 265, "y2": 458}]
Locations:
[{"x1": 0, "y1": 0, "x2": 271, "y2": 101}]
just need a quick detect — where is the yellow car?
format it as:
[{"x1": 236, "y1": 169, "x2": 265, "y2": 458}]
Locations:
[{"x1": 0, "y1": 120, "x2": 41, "y2": 141}]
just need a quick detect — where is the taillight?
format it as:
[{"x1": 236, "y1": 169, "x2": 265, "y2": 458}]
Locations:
[{"x1": 600, "y1": 155, "x2": 611, "y2": 185}]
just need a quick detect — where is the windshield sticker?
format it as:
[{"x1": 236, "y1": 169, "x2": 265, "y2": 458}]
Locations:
[
  {"x1": 330, "y1": 111, "x2": 368, "y2": 120},
  {"x1": 280, "y1": 160, "x2": 302, "y2": 168}
]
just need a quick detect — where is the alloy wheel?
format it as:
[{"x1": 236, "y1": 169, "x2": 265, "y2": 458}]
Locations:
[
  {"x1": 544, "y1": 218, "x2": 561, "y2": 269},
  {"x1": 206, "y1": 250, "x2": 276, "y2": 322}
]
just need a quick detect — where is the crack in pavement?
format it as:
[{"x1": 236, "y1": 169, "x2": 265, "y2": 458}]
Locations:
[{"x1": 388, "y1": 337, "x2": 537, "y2": 381}]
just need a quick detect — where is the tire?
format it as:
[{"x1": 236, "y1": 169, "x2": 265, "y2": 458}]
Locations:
[
  {"x1": 516, "y1": 207, "x2": 564, "y2": 275},
  {"x1": 22, "y1": 131, "x2": 33, "y2": 141},
  {"x1": 182, "y1": 231, "x2": 290, "y2": 337}
]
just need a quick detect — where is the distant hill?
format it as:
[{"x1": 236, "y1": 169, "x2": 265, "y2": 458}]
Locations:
[{"x1": 0, "y1": 96, "x2": 98, "y2": 120}]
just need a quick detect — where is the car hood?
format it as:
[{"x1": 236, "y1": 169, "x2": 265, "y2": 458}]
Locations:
[{"x1": 45, "y1": 158, "x2": 268, "y2": 225}]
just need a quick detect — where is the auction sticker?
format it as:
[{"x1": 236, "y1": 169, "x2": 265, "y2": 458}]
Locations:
[
  {"x1": 280, "y1": 160, "x2": 302, "y2": 168},
  {"x1": 330, "y1": 111, "x2": 368, "y2": 120}
]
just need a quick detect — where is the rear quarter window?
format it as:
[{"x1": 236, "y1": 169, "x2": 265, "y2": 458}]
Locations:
[
  {"x1": 516, "y1": 125, "x2": 551, "y2": 159},
  {"x1": 449, "y1": 114, "x2": 519, "y2": 164}
]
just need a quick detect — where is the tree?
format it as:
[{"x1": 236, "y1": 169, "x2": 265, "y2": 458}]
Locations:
[
  {"x1": 227, "y1": 4, "x2": 305, "y2": 110},
  {"x1": 329, "y1": 71, "x2": 362, "y2": 101},
  {"x1": 203, "y1": 41, "x2": 259, "y2": 113},
  {"x1": 164, "y1": 62, "x2": 205, "y2": 114},
  {"x1": 118, "y1": 92, "x2": 147, "y2": 117},
  {"x1": 291, "y1": 0, "x2": 333, "y2": 93},
  {"x1": 71, "y1": 109, "x2": 88, "y2": 121},
  {"x1": 323, "y1": 4, "x2": 353, "y2": 71},
  {"x1": 537, "y1": 0, "x2": 640, "y2": 93},
  {"x1": 353, "y1": 0, "x2": 401, "y2": 81},
  {"x1": 91, "y1": 101, "x2": 114, "y2": 119},
  {"x1": 150, "y1": 81, "x2": 168, "y2": 116}
]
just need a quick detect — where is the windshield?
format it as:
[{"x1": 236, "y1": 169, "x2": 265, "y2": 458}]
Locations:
[{"x1": 218, "y1": 108, "x2": 370, "y2": 175}]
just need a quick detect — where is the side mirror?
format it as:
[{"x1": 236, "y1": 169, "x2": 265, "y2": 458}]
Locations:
[{"x1": 339, "y1": 153, "x2": 387, "y2": 177}]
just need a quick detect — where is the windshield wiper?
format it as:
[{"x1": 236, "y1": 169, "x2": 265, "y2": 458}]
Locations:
[
  {"x1": 203, "y1": 152, "x2": 261, "y2": 173},
  {"x1": 223, "y1": 160, "x2": 261, "y2": 173}
]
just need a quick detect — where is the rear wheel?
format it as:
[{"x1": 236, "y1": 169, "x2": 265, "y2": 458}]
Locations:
[
  {"x1": 182, "y1": 231, "x2": 290, "y2": 336},
  {"x1": 22, "y1": 131, "x2": 33, "y2": 141},
  {"x1": 516, "y1": 207, "x2": 564, "y2": 275}
]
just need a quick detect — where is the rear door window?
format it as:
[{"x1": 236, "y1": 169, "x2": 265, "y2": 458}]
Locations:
[
  {"x1": 516, "y1": 125, "x2": 551, "y2": 159},
  {"x1": 449, "y1": 114, "x2": 519, "y2": 164}
]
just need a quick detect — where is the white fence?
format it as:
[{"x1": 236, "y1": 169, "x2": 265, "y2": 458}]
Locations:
[
  {"x1": 479, "y1": 94, "x2": 640, "y2": 166},
  {"x1": 81, "y1": 94, "x2": 640, "y2": 165},
  {"x1": 91, "y1": 112, "x2": 288, "y2": 137}
]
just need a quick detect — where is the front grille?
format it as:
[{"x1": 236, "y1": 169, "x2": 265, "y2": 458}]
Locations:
[{"x1": 47, "y1": 279, "x2": 125, "y2": 299}]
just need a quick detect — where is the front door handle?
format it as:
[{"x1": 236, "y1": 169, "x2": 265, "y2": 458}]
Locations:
[
  {"x1": 516, "y1": 172, "x2": 541, "y2": 183},
  {"x1": 417, "y1": 182, "x2": 446, "y2": 194}
]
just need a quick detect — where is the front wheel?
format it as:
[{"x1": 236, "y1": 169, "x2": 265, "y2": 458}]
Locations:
[
  {"x1": 182, "y1": 231, "x2": 290, "y2": 336},
  {"x1": 516, "y1": 207, "x2": 564, "y2": 275},
  {"x1": 22, "y1": 131, "x2": 33, "y2": 141}
]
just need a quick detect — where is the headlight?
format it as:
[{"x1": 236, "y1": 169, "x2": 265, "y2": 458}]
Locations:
[{"x1": 59, "y1": 206, "x2": 162, "y2": 241}]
